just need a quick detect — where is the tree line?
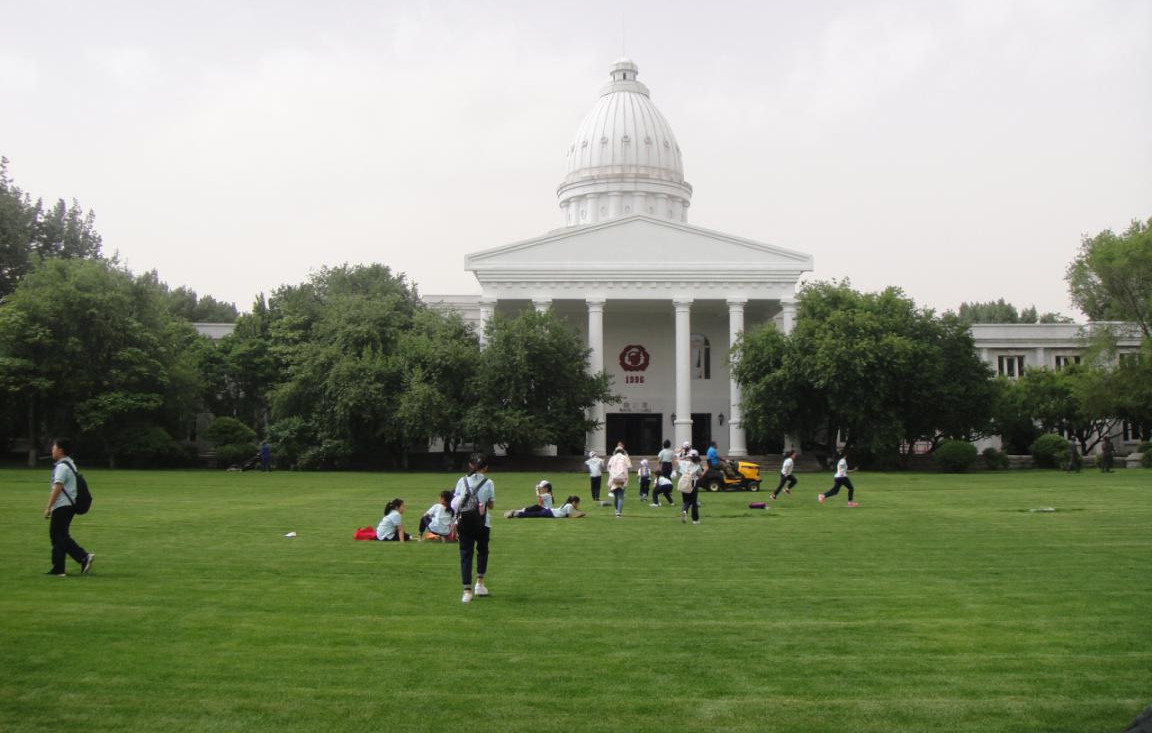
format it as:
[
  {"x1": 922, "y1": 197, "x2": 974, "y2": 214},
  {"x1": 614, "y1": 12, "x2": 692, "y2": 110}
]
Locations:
[
  {"x1": 732, "y1": 217, "x2": 1152, "y2": 467},
  {"x1": 1, "y1": 157, "x2": 1148, "y2": 469}
]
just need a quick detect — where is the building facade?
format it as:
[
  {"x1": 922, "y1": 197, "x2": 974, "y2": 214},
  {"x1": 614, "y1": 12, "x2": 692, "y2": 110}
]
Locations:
[{"x1": 430, "y1": 58, "x2": 813, "y2": 456}]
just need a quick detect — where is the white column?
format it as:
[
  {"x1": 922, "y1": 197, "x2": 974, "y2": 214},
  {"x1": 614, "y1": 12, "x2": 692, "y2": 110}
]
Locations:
[
  {"x1": 674, "y1": 299, "x2": 694, "y2": 448},
  {"x1": 532, "y1": 298, "x2": 552, "y2": 313},
  {"x1": 586, "y1": 298, "x2": 607, "y2": 455},
  {"x1": 478, "y1": 297, "x2": 496, "y2": 348},
  {"x1": 780, "y1": 297, "x2": 798, "y2": 453},
  {"x1": 727, "y1": 298, "x2": 748, "y2": 457},
  {"x1": 780, "y1": 298, "x2": 797, "y2": 335}
]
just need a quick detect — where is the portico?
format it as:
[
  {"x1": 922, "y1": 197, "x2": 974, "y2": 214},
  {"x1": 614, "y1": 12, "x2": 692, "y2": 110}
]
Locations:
[{"x1": 464, "y1": 215, "x2": 812, "y2": 456}]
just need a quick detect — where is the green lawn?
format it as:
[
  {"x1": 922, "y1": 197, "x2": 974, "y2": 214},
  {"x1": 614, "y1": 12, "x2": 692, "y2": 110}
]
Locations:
[{"x1": 1, "y1": 467, "x2": 1149, "y2": 732}]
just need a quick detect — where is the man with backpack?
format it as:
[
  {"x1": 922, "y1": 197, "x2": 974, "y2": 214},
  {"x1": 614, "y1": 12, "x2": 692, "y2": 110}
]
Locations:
[
  {"x1": 43, "y1": 438, "x2": 95, "y2": 577},
  {"x1": 453, "y1": 453, "x2": 495, "y2": 604}
]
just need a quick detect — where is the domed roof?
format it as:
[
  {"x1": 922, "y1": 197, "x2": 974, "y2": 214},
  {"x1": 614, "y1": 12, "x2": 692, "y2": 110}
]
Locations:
[{"x1": 557, "y1": 59, "x2": 692, "y2": 224}]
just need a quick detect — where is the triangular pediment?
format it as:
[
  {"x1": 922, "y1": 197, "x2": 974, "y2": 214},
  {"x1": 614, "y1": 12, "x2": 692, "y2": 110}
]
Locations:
[{"x1": 465, "y1": 216, "x2": 813, "y2": 275}]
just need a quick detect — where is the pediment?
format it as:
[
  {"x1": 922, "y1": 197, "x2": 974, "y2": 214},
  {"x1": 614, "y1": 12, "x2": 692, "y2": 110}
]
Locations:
[{"x1": 465, "y1": 216, "x2": 813, "y2": 275}]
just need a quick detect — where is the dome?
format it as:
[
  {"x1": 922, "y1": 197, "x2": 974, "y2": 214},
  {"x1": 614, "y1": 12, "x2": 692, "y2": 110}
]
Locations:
[{"x1": 558, "y1": 59, "x2": 693, "y2": 227}]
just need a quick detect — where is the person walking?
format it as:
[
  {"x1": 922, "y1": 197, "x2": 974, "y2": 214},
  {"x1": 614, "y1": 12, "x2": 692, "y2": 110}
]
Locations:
[
  {"x1": 1100, "y1": 440, "x2": 1115, "y2": 472},
  {"x1": 677, "y1": 449, "x2": 704, "y2": 524},
  {"x1": 606, "y1": 444, "x2": 632, "y2": 517},
  {"x1": 819, "y1": 450, "x2": 858, "y2": 507},
  {"x1": 656, "y1": 439, "x2": 676, "y2": 483},
  {"x1": 43, "y1": 438, "x2": 94, "y2": 577},
  {"x1": 585, "y1": 451, "x2": 605, "y2": 502},
  {"x1": 771, "y1": 450, "x2": 798, "y2": 500},
  {"x1": 453, "y1": 453, "x2": 496, "y2": 604},
  {"x1": 637, "y1": 459, "x2": 652, "y2": 503}
]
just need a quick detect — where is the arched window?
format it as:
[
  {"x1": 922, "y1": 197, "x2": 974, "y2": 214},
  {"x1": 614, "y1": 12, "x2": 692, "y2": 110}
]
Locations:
[{"x1": 691, "y1": 333, "x2": 710, "y2": 380}]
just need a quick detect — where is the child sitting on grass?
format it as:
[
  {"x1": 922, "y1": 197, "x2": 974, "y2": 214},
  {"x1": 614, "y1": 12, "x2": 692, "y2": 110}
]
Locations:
[
  {"x1": 376, "y1": 498, "x2": 413, "y2": 542},
  {"x1": 420, "y1": 490, "x2": 456, "y2": 542}
]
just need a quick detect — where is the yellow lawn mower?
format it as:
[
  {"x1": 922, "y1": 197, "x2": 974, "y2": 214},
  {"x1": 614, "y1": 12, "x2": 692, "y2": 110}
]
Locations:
[{"x1": 700, "y1": 461, "x2": 762, "y2": 492}]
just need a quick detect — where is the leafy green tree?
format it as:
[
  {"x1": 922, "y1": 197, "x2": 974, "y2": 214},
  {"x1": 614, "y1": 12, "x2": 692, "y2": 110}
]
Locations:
[
  {"x1": 1066, "y1": 217, "x2": 1152, "y2": 337},
  {"x1": 137, "y1": 270, "x2": 239, "y2": 323},
  {"x1": 1007, "y1": 365, "x2": 1118, "y2": 454},
  {"x1": 264, "y1": 263, "x2": 425, "y2": 467},
  {"x1": 954, "y1": 299, "x2": 1070, "y2": 324},
  {"x1": 466, "y1": 310, "x2": 615, "y2": 454},
  {"x1": 395, "y1": 308, "x2": 480, "y2": 467},
  {"x1": 0, "y1": 157, "x2": 102, "y2": 298},
  {"x1": 734, "y1": 281, "x2": 997, "y2": 466},
  {"x1": 0, "y1": 258, "x2": 202, "y2": 466}
]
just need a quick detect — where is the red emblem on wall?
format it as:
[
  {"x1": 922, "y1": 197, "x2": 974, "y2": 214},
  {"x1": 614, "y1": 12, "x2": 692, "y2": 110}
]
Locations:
[{"x1": 619, "y1": 345, "x2": 650, "y2": 372}]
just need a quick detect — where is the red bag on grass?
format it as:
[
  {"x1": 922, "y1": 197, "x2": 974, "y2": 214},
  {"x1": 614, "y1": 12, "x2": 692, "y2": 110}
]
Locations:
[{"x1": 353, "y1": 527, "x2": 377, "y2": 541}]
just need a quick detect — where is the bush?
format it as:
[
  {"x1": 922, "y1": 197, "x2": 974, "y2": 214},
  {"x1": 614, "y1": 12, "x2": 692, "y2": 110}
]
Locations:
[
  {"x1": 109, "y1": 427, "x2": 198, "y2": 468},
  {"x1": 297, "y1": 439, "x2": 354, "y2": 471},
  {"x1": 1030, "y1": 433, "x2": 1071, "y2": 469},
  {"x1": 215, "y1": 443, "x2": 257, "y2": 468},
  {"x1": 981, "y1": 447, "x2": 1010, "y2": 470},
  {"x1": 1140, "y1": 442, "x2": 1152, "y2": 468},
  {"x1": 203, "y1": 416, "x2": 257, "y2": 446},
  {"x1": 933, "y1": 440, "x2": 978, "y2": 473}
]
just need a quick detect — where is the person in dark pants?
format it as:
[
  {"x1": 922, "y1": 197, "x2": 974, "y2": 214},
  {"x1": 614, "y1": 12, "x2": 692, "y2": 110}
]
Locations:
[
  {"x1": 584, "y1": 451, "x2": 604, "y2": 502},
  {"x1": 771, "y1": 450, "x2": 798, "y2": 499},
  {"x1": 453, "y1": 453, "x2": 495, "y2": 604},
  {"x1": 819, "y1": 450, "x2": 858, "y2": 507},
  {"x1": 43, "y1": 438, "x2": 94, "y2": 577},
  {"x1": 1100, "y1": 440, "x2": 1115, "y2": 472},
  {"x1": 260, "y1": 442, "x2": 271, "y2": 472},
  {"x1": 677, "y1": 450, "x2": 703, "y2": 524}
]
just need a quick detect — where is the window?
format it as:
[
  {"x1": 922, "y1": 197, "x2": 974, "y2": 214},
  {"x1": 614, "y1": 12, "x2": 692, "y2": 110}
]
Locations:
[
  {"x1": 691, "y1": 333, "x2": 710, "y2": 380},
  {"x1": 1055, "y1": 355, "x2": 1081, "y2": 369},
  {"x1": 1122, "y1": 421, "x2": 1148, "y2": 443},
  {"x1": 997, "y1": 355, "x2": 1025, "y2": 378}
]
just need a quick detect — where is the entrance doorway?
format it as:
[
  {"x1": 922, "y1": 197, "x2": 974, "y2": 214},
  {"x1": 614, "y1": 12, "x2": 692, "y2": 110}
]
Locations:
[
  {"x1": 606, "y1": 414, "x2": 663, "y2": 455},
  {"x1": 691, "y1": 413, "x2": 712, "y2": 451}
]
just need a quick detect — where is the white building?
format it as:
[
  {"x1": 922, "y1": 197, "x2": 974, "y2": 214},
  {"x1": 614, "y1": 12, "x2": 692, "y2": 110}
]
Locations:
[{"x1": 428, "y1": 58, "x2": 813, "y2": 456}]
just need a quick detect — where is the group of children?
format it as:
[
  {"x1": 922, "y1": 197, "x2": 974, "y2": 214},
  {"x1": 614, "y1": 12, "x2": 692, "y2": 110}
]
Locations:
[
  {"x1": 375, "y1": 490, "x2": 460, "y2": 543},
  {"x1": 376, "y1": 446, "x2": 859, "y2": 541},
  {"x1": 584, "y1": 442, "x2": 860, "y2": 518}
]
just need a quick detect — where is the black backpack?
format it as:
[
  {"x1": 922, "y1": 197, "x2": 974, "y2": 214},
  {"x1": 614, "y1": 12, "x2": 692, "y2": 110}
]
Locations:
[
  {"x1": 455, "y1": 475, "x2": 488, "y2": 531},
  {"x1": 62, "y1": 461, "x2": 93, "y2": 515}
]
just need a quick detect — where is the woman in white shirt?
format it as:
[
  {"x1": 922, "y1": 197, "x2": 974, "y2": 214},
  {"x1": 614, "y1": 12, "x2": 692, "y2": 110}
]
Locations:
[
  {"x1": 376, "y1": 498, "x2": 412, "y2": 542},
  {"x1": 771, "y1": 450, "x2": 798, "y2": 500},
  {"x1": 819, "y1": 451, "x2": 858, "y2": 507},
  {"x1": 421, "y1": 491, "x2": 456, "y2": 542}
]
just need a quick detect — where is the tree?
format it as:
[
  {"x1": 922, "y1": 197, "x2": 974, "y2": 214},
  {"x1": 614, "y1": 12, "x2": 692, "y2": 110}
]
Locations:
[
  {"x1": 954, "y1": 299, "x2": 1070, "y2": 324},
  {"x1": 137, "y1": 270, "x2": 239, "y2": 323},
  {"x1": 0, "y1": 156, "x2": 103, "y2": 299},
  {"x1": 1066, "y1": 217, "x2": 1152, "y2": 337},
  {"x1": 1005, "y1": 365, "x2": 1119, "y2": 454},
  {"x1": 466, "y1": 310, "x2": 616, "y2": 454},
  {"x1": 733, "y1": 281, "x2": 997, "y2": 466},
  {"x1": 0, "y1": 258, "x2": 202, "y2": 466},
  {"x1": 264, "y1": 263, "x2": 426, "y2": 468},
  {"x1": 394, "y1": 308, "x2": 481, "y2": 466}
]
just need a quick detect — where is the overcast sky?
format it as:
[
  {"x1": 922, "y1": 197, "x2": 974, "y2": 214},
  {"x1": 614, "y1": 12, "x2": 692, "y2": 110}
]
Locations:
[{"x1": 2, "y1": 0, "x2": 1149, "y2": 319}]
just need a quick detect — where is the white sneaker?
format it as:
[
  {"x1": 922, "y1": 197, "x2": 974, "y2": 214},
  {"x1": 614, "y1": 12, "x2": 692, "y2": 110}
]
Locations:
[
  {"x1": 474, "y1": 582, "x2": 490, "y2": 597},
  {"x1": 461, "y1": 589, "x2": 473, "y2": 604},
  {"x1": 692, "y1": 520, "x2": 700, "y2": 525},
  {"x1": 681, "y1": 511, "x2": 687, "y2": 524},
  {"x1": 650, "y1": 503, "x2": 660, "y2": 508}
]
